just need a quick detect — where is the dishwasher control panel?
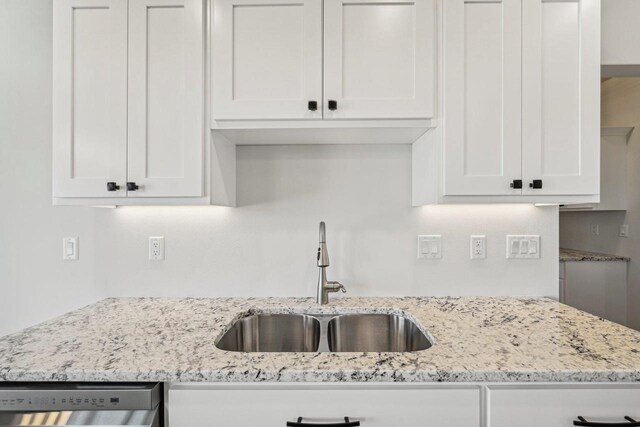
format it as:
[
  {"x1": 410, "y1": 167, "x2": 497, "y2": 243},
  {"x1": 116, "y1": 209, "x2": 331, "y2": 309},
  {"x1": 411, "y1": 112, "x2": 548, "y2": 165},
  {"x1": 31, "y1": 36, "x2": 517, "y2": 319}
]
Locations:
[{"x1": 0, "y1": 384, "x2": 160, "y2": 411}]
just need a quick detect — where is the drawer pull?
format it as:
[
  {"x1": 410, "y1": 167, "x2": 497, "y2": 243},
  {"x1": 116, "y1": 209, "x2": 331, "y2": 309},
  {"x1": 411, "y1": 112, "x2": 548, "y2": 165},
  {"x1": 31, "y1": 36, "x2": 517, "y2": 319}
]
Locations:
[
  {"x1": 287, "y1": 417, "x2": 360, "y2": 427},
  {"x1": 574, "y1": 416, "x2": 640, "y2": 426}
]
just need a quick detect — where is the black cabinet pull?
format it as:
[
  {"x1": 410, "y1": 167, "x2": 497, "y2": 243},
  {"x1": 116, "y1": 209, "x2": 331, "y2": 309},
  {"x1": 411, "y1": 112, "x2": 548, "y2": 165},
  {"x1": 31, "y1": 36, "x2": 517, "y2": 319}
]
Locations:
[
  {"x1": 107, "y1": 182, "x2": 120, "y2": 192},
  {"x1": 127, "y1": 182, "x2": 139, "y2": 191},
  {"x1": 529, "y1": 179, "x2": 543, "y2": 189},
  {"x1": 574, "y1": 416, "x2": 640, "y2": 426},
  {"x1": 287, "y1": 417, "x2": 360, "y2": 427},
  {"x1": 510, "y1": 179, "x2": 523, "y2": 189},
  {"x1": 308, "y1": 101, "x2": 318, "y2": 111},
  {"x1": 328, "y1": 100, "x2": 338, "y2": 111}
]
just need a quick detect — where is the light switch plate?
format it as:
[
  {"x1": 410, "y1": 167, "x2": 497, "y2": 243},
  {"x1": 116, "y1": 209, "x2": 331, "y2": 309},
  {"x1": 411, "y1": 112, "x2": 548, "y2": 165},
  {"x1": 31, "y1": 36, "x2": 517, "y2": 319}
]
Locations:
[
  {"x1": 417, "y1": 235, "x2": 442, "y2": 259},
  {"x1": 62, "y1": 237, "x2": 78, "y2": 261},
  {"x1": 506, "y1": 235, "x2": 540, "y2": 259}
]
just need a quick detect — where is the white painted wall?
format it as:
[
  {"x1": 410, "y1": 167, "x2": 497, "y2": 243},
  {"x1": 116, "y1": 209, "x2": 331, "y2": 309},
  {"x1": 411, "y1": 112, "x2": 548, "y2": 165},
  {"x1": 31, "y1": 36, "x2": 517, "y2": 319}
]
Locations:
[
  {"x1": 560, "y1": 78, "x2": 640, "y2": 331},
  {"x1": 0, "y1": 0, "x2": 560, "y2": 337},
  {"x1": 100, "y1": 145, "x2": 559, "y2": 299},
  {"x1": 0, "y1": 0, "x2": 105, "y2": 337}
]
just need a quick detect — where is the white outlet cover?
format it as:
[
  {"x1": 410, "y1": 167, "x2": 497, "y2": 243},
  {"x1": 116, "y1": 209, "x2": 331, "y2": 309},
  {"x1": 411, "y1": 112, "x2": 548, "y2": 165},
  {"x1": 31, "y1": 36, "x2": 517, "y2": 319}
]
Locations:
[
  {"x1": 470, "y1": 235, "x2": 486, "y2": 260},
  {"x1": 620, "y1": 224, "x2": 630, "y2": 238},
  {"x1": 62, "y1": 237, "x2": 78, "y2": 261},
  {"x1": 417, "y1": 235, "x2": 442, "y2": 259},
  {"x1": 149, "y1": 236, "x2": 165, "y2": 261}
]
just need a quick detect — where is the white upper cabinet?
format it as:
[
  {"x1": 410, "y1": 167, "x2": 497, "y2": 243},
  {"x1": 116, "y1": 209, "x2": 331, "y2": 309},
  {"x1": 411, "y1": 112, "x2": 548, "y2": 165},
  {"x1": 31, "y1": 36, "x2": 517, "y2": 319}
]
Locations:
[
  {"x1": 443, "y1": 0, "x2": 522, "y2": 196},
  {"x1": 323, "y1": 0, "x2": 435, "y2": 119},
  {"x1": 414, "y1": 0, "x2": 600, "y2": 205},
  {"x1": 602, "y1": 0, "x2": 640, "y2": 66},
  {"x1": 128, "y1": 0, "x2": 204, "y2": 197},
  {"x1": 211, "y1": 0, "x2": 435, "y2": 122},
  {"x1": 212, "y1": 0, "x2": 322, "y2": 120},
  {"x1": 53, "y1": 0, "x2": 210, "y2": 204},
  {"x1": 52, "y1": 0, "x2": 128, "y2": 198},
  {"x1": 521, "y1": 0, "x2": 600, "y2": 197}
]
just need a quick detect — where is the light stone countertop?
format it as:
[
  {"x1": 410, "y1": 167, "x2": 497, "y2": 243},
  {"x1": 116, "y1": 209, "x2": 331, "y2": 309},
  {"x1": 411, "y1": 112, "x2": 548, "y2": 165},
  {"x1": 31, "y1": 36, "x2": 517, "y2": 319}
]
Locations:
[
  {"x1": 1, "y1": 297, "x2": 640, "y2": 383},
  {"x1": 560, "y1": 248, "x2": 630, "y2": 262}
]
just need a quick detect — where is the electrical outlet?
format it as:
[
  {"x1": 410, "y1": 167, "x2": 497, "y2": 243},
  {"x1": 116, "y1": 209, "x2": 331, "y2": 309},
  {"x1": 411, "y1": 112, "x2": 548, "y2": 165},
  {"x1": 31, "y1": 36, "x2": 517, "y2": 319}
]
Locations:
[
  {"x1": 149, "y1": 237, "x2": 165, "y2": 261},
  {"x1": 62, "y1": 237, "x2": 78, "y2": 261},
  {"x1": 417, "y1": 235, "x2": 442, "y2": 259},
  {"x1": 470, "y1": 235, "x2": 486, "y2": 259},
  {"x1": 620, "y1": 224, "x2": 630, "y2": 238},
  {"x1": 591, "y1": 224, "x2": 600, "y2": 236}
]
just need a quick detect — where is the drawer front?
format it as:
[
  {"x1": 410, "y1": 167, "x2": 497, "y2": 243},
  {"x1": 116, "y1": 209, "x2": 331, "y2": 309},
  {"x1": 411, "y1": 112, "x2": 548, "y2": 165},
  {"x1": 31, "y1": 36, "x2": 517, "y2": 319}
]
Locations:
[
  {"x1": 489, "y1": 386, "x2": 640, "y2": 427},
  {"x1": 169, "y1": 385, "x2": 480, "y2": 427}
]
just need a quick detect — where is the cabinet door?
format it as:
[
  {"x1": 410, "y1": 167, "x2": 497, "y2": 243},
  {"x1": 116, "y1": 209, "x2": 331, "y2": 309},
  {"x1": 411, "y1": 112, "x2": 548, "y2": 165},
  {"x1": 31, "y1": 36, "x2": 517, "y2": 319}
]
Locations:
[
  {"x1": 443, "y1": 0, "x2": 522, "y2": 196},
  {"x1": 212, "y1": 0, "x2": 322, "y2": 120},
  {"x1": 323, "y1": 0, "x2": 435, "y2": 119},
  {"x1": 522, "y1": 0, "x2": 600, "y2": 196},
  {"x1": 564, "y1": 261, "x2": 628, "y2": 326},
  {"x1": 52, "y1": 0, "x2": 127, "y2": 198},
  {"x1": 170, "y1": 385, "x2": 480, "y2": 427},
  {"x1": 489, "y1": 386, "x2": 640, "y2": 427},
  {"x1": 128, "y1": 0, "x2": 204, "y2": 197}
]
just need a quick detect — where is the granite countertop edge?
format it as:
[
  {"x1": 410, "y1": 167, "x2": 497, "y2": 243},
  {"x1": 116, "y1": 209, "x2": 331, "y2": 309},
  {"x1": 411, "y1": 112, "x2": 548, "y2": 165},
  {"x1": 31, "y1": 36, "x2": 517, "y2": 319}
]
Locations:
[
  {"x1": 560, "y1": 248, "x2": 631, "y2": 262},
  {"x1": 1, "y1": 297, "x2": 640, "y2": 384}
]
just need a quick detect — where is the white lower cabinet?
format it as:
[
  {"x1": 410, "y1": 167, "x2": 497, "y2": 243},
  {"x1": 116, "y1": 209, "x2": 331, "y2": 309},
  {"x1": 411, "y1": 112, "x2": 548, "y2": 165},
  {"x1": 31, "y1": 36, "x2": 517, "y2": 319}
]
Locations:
[
  {"x1": 168, "y1": 384, "x2": 481, "y2": 427},
  {"x1": 560, "y1": 261, "x2": 629, "y2": 326},
  {"x1": 489, "y1": 386, "x2": 640, "y2": 427},
  {"x1": 169, "y1": 384, "x2": 640, "y2": 427}
]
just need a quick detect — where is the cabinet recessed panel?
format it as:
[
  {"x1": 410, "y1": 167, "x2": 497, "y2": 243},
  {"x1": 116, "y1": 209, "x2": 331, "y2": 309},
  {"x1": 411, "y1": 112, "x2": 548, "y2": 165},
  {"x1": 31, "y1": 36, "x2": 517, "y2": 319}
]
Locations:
[
  {"x1": 540, "y1": 2, "x2": 580, "y2": 177},
  {"x1": 72, "y1": 8, "x2": 112, "y2": 179},
  {"x1": 324, "y1": 0, "x2": 435, "y2": 119},
  {"x1": 53, "y1": 0, "x2": 128, "y2": 198},
  {"x1": 443, "y1": 0, "x2": 522, "y2": 196},
  {"x1": 233, "y1": 5, "x2": 304, "y2": 100},
  {"x1": 212, "y1": 0, "x2": 322, "y2": 120},
  {"x1": 341, "y1": 4, "x2": 415, "y2": 99},
  {"x1": 146, "y1": 6, "x2": 186, "y2": 179},
  {"x1": 462, "y1": 2, "x2": 503, "y2": 176}
]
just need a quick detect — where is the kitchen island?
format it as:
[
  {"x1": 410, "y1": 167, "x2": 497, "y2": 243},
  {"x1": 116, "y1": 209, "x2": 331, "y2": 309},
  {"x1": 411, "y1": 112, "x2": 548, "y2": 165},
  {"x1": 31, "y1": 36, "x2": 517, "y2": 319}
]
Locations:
[
  {"x1": 2, "y1": 297, "x2": 640, "y2": 427},
  {"x1": 1, "y1": 297, "x2": 639, "y2": 383}
]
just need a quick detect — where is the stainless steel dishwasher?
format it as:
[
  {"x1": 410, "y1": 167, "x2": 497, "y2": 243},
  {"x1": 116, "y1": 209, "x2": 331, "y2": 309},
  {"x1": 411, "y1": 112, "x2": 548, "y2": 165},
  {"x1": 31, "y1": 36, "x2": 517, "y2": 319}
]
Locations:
[{"x1": 0, "y1": 383, "x2": 161, "y2": 427}]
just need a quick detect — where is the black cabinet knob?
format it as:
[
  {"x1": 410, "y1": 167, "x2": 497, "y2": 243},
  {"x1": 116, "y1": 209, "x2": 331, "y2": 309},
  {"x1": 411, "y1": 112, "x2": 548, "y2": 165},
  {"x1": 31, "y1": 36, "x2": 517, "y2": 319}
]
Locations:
[
  {"x1": 510, "y1": 179, "x2": 523, "y2": 189},
  {"x1": 328, "y1": 100, "x2": 338, "y2": 111},
  {"x1": 529, "y1": 179, "x2": 543, "y2": 189},
  {"x1": 308, "y1": 101, "x2": 318, "y2": 111},
  {"x1": 127, "y1": 182, "x2": 139, "y2": 191},
  {"x1": 107, "y1": 182, "x2": 120, "y2": 192}
]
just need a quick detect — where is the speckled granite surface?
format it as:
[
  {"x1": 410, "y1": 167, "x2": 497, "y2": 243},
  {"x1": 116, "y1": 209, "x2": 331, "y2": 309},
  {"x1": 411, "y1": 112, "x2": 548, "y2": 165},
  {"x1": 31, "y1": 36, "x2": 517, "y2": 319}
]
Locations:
[
  {"x1": 1, "y1": 297, "x2": 640, "y2": 383},
  {"x1": 560, "y1": 248, "x2": 630, "y2": 262}
]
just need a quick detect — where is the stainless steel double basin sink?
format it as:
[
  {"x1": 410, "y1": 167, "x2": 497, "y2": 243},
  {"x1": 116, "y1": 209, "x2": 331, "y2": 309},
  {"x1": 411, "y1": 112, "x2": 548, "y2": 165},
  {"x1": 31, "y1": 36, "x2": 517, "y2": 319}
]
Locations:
[{"x1": 216, "y1": 313, "x2": 433, "y2": 353}]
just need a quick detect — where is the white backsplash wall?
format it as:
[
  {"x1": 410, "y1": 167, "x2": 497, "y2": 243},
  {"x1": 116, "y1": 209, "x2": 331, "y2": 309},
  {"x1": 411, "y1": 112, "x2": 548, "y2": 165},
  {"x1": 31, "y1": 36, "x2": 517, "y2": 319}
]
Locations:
[
  {"x1": 99, "y1": 145, "x2": 559, "y2": 299},
  {"x1": 0, "y1": 0, "x2": 104, "y2": 337}
]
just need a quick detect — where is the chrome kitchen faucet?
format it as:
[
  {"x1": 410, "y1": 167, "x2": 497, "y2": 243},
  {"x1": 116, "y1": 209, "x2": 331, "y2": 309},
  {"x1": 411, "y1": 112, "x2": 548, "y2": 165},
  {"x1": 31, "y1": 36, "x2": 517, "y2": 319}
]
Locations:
[{"x1": 316, "y1": 221, "x2": 346, "y2": 304}]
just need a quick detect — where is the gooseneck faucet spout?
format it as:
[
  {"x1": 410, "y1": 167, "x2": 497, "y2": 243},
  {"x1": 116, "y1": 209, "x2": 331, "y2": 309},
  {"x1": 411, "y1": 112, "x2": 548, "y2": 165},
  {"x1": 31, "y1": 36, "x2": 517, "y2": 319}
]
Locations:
[{"x1": 316, "y1": 221, "x2": 346, "y2": 305}]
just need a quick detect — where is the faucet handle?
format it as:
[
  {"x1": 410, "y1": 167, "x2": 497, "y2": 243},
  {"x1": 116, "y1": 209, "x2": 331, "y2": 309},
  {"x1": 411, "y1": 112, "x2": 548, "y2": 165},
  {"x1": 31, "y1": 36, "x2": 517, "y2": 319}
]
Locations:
[{"x1": 326, "y1": 281, "x2": 347, "y2": 293}]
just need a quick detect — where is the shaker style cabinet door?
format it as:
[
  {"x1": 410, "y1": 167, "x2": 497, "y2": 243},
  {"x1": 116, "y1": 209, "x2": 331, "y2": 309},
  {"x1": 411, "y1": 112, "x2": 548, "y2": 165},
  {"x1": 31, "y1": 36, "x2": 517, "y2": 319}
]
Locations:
[
  {"x1": 211, "y1": 0, "x2": 323, "y2": 120},
  {"x1": 323, "y1": 0, "x2": 435, "y2": 119},
  {"x1": 52, "y1": 0, "x2": 127, "y2": 198},
  {"x1": 127, "y1": 0, "x2": 204, "y2": 197},
  {"x1": 443, "y1": 0, "x2": 523, "y2": 196},
  {"x1": 521, "y1": 0, "x2": 600, "y2": 196}
]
